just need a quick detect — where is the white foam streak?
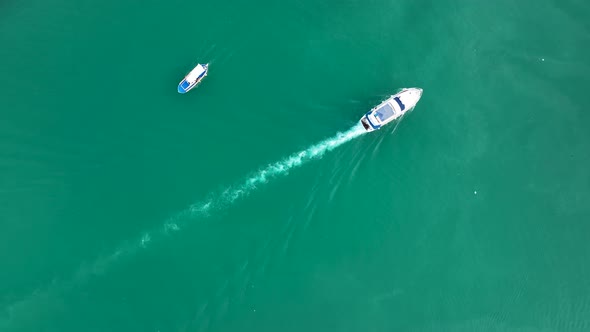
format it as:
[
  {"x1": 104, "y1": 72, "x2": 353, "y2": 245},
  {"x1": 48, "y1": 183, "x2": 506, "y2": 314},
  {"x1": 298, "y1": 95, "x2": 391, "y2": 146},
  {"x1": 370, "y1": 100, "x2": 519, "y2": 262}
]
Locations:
[
  {"x1": 216, "y1": 123, "x2": 366, "y2": 205},
  {"x1": 0, "y1": 124, "x2": 367, "y2": 327},
  {"x1": 106, "y1": 123, "x2": 367, "y2": 260}
]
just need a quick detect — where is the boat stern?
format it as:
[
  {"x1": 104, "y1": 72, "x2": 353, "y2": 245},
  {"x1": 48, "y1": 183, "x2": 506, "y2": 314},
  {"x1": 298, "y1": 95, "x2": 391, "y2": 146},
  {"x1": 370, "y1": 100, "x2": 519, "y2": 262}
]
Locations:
[
  {"x1": 359, "y1": 113, "x2": 379, "y2": 132},
  {"x1": 177, "y1": 79, "x2": 190, "y2": 94}
]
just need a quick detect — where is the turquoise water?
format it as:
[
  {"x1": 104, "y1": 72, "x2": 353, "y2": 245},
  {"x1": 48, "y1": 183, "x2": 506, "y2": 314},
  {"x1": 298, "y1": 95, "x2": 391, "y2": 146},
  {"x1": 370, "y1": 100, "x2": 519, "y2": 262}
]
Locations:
[{"x1": 1, "y1": 0, "x2": 590, "y2": 331}]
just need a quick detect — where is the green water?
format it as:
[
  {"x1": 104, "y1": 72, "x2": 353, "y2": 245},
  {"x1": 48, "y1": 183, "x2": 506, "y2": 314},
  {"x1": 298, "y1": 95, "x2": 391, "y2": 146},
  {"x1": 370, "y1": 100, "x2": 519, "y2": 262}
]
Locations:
[{"x1": 1, "y1": 0, "x2": 590, "y2": 331}]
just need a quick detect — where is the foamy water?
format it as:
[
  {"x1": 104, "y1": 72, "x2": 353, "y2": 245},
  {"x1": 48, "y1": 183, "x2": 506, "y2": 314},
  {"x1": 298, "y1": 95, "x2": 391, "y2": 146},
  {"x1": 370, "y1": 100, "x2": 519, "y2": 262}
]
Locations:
[
  {"x1": 102, "y1": 123, "x2": 366, "y2": 270},
  {"x1": 0, "y1": 123, "x2": 367, "y2": 328},
  {"x1": 162, "y1": 123, "x2": 366, "y2": 241}
]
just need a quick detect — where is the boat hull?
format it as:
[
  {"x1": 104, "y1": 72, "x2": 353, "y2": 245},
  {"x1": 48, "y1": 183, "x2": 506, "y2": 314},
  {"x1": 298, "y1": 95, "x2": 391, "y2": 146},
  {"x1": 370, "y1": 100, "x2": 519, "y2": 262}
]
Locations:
[
  {"x1": 359, "y1": 88, "x2": 422, "y2": 132},
  {"x1": 178, "y1": 63, "x2": 208, "y2": 93}
]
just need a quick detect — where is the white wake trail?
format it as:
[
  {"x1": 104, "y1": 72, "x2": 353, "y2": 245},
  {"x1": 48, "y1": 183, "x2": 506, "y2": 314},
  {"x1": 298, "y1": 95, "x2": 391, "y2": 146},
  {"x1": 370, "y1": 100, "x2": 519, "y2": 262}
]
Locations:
[
  {"x1": 164, "y1": 122, "x2": 367, "y2": 232},
  {"x1": 78, "y1": 123, "x2": 368, "y2": 274},
  {"x1": 0, "y1": 123, "x2": 367, "y2": 329}
]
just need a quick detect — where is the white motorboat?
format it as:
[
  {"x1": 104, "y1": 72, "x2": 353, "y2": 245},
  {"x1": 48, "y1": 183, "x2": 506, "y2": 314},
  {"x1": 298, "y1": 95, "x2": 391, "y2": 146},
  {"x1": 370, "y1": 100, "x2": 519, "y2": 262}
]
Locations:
[
  {"x1": 178, "y1": 63, "x2": 209, "y2": 93},
  {"x1": 360, "y1": 88, "x2": 423, "y2": 132}
]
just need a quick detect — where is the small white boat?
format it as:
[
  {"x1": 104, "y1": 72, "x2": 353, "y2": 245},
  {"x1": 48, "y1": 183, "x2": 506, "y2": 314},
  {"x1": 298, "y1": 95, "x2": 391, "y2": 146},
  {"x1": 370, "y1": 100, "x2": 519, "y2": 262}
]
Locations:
[
  {"x1": 178, "y1": 63, "x2": 208, "y2": 93},
  {"x1": 360, "y1": 88, "x2": 423, "y2": 132}
]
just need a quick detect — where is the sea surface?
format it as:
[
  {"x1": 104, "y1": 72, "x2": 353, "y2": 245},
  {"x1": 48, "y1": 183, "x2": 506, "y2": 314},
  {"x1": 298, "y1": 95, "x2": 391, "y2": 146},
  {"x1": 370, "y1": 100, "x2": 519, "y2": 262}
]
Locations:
[{"x1": 1, "y1": 0, "x2": 590, "y2": 331}]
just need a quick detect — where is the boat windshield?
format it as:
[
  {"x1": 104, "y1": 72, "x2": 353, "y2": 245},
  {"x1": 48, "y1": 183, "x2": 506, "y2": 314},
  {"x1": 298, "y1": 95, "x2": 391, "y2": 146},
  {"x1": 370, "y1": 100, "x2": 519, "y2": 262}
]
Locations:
[{"x1": 374, "y1": 103, "x2": 395, "y2": 122}]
